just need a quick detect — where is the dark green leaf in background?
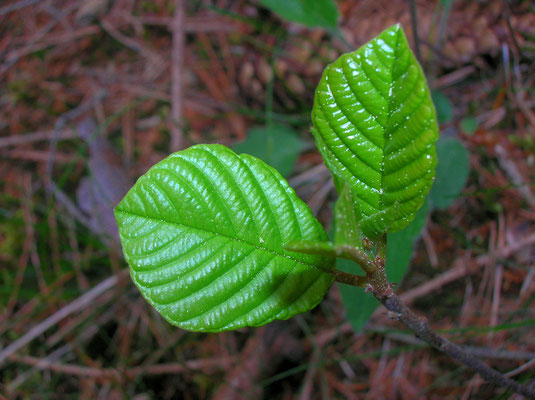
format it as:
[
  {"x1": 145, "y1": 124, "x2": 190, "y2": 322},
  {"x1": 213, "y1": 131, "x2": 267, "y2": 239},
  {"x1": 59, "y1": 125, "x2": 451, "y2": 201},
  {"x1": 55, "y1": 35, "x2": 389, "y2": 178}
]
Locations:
[
  {"x1": 431, "y1": 90, "x2": 453, "y2": 124},
  {"x1": 259, "y1": 0, "x2": 339, "y2": 29},
  {"x1": 429, "y1": 137, "x2": 470, "y2": 210},
  {"x1": 232, "y1": 123, "x2": 303, "y2": 177},
  {"x1": 460, "y1": 117, "x2": 477, "y2": 136},
  {"x1": 115, "y1": 144, "x2": 334, "y2": 332}
]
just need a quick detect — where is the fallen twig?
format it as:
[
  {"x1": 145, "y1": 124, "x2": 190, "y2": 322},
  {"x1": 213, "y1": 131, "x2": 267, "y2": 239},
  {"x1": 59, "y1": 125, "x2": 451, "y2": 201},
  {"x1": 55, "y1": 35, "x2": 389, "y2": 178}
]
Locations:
[
  {"x1": 0, "y1": 25, "x2": 99, "y2": 76},
  {"x1": 8, "y1": 354, "x2": 231, "y2": 380},
  {"x1": 401, "y1": 232, "x2": 535, "y2": 304},
  {"x1": 100, "y1": 18, "x2": 164, "y2": 79},
  {"x1": 45, "y1": 89, "x2": 107, "y2": 189},
  {"x1": 0, "y1": 129, "x2": 76, "y2": 148},
  {"x1": 0, "y1": 270, "x2": 128, "y2": 366},
  {"x1": 0, "y1": 0, "x2": 40, "y2": 16}
]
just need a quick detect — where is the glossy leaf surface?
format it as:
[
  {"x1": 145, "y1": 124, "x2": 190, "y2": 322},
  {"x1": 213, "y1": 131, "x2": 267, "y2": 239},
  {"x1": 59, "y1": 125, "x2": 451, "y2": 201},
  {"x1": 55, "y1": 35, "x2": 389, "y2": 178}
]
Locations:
[
  {"x1": 115, "y1": 145, "x2": 334, "y2": 332},
  {"x1": 312, "y1": 24, "x2": 438, "y2": 234}
]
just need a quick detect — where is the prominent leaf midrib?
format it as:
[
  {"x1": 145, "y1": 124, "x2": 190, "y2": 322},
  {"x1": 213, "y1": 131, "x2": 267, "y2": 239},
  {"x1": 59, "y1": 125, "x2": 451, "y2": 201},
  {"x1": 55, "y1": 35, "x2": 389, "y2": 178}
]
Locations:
[
  {"x1": 116, "y1": 208, "x2": 328, "y2": 272},
  {"x1": 347, "y1": 60, "x2": 388, "y2": 131},
  {"x1": 385, "y1": 115, "x2": 434, "y2": 157},
  {"x1": 312, "y1": 125, "x2": 380, "y2": 212},
  {"x1": 229, "y1": 152, "x2": 284, "y2": 245},
  {"x1": 317, "y1": 94, "x2": 381, "y2": 176},
  {"x1": 335, "y1": 67, "x2": 386, "y2": 134},
  {"x1": 317, "y1": 27, "x2": 409, "y2": 215},
  {"x1": 174, "y1": 156, "x2": 241, "y2": 237},
  {"x1": 379, "y1": 26, "x2": 401, "y2": 211}
]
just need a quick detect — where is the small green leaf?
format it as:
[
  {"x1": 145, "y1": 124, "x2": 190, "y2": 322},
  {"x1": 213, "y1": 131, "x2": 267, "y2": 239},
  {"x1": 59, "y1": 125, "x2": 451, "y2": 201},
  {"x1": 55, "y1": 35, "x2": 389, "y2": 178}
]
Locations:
[
  {"x1": 460, "y1": 117, "x2": 477, "y2": 135},
  {"x1": 431, "y1": 90, "x2": 453, "y2": 124},
  {"x1": 115, "y1": 144, "x2": 334, "y2": 332},
  {"x1": 339, "y1": 200, "x2": 429, "y2": 331},
  {"x1": 312, "y1": 24, "x2": 438, "y2": 235},
  {"x1": 259, "y1": 0, "x2": 339, "y2": 29},
  {"x1": 429, "y1": 137, "x2": 470, "y2": 210},
  {"x1": 232, "y1": 124, "x2": 303, "y2": 177},
  {"x1": 333, "y1": 179, "x2": 363, "y2": 248}
]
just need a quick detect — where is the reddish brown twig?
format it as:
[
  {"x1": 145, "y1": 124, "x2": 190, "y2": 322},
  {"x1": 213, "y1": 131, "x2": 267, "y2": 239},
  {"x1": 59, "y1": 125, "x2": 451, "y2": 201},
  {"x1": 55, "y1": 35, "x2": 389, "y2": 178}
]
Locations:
[
  {"x1": 332, "y1": 236, "x2": 535, "y2": 399},
  {"x1": 377, "y1": 293, "x2": 535, "y2": 399}
]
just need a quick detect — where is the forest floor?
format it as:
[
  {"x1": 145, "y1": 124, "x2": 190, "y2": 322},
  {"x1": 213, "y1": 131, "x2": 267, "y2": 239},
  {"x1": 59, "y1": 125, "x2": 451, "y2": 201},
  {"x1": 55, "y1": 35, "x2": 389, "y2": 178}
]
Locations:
[{"x1": 1, "y1": 0, "x2": 535, "y2": 399}]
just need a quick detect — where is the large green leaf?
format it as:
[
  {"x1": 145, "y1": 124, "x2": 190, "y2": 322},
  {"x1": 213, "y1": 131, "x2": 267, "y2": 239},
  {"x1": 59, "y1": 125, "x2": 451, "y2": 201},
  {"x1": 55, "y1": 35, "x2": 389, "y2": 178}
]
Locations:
[
  {"x1": 259, "y1": 0, "x2": 339, "y2": 29},
  {"x1": 312, "y1": 24, "x2": 438, "y2": 235},
  {"x1": 232, "y1": 123, "x2": 304, "y2": 177},
  {"x1": 114, "y1": 144, "x2": 334, "y2": 332}
]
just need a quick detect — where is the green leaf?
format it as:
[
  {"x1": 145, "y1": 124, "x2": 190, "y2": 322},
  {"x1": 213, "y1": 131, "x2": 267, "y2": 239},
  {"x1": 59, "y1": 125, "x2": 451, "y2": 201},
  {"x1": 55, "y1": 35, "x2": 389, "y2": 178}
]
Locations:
[
  {"x1": 429, "y1": 137, "x2": 470, "y2": 210},
  {"x1": 259, "y1": 0, "x2": 339, "y2": 29},
  {"x1": 431, "y1": 90, "x2": 453, "y2": 124},
  {"x1": 115, "y1": 144, "x2": 334, "y2": 332},
  {"x1": 360, "y1": 203, "x2": 399, "y2": 239},
  {"x1": 232, "y1": 124, "x2": 303, "y2": 177},
  {"x1": 386, "y1": 198, "x2": 430, "y2": 284},
  {"x1": 460, "y1": 117, "x2": 477, "y2": 136},
  {"x1": 339, "y1": 200, "x2": 429, "y2": 331},
  {"x1": 311, "y1": 24, "x2": 438, "y2": 235},
  {"x1": 333, "y1": 179, "x2": 363, "y2": 248}
]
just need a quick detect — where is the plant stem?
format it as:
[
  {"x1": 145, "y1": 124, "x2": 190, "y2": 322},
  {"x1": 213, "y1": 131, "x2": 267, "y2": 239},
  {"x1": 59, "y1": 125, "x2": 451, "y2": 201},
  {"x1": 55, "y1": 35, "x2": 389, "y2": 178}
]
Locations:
[
  {"x1": 376, "y1": 291, "x2": 535, "y2": 399},
  {"x1": 335, "y1": 238, "x2": 535, "y2": 398},
  {"x1": 334, "y1": 244, "x2": 376, "y2": 274},
  {"x1": 331, "y1": 269, "x2": 368, "y2": 288},
  {"x1": 375, "y1": 234, "x2": 387, "y2": 263}
]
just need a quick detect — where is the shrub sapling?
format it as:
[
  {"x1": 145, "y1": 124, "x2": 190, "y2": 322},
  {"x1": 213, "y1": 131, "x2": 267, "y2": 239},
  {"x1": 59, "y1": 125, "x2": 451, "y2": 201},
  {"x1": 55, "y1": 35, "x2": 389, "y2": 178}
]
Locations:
[{"x1": 115, "y1": 25, "x2": 535, "y2": 398}]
